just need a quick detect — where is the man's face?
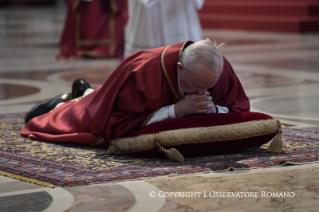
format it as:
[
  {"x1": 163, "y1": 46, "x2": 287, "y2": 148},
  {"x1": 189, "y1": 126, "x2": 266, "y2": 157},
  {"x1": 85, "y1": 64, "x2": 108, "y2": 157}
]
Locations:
[{"x1": 177, "y1": 60, "x2": 221, "y2": 96}]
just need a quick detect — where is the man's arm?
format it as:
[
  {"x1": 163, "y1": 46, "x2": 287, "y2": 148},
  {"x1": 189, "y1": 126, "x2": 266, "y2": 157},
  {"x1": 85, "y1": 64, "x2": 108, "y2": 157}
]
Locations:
[
  {"x1": 146, "y1": 104, "x2": 175, "y2": 125},
  {"x1": 146, "y1": 93, "x2": 229, "y2": 125}
]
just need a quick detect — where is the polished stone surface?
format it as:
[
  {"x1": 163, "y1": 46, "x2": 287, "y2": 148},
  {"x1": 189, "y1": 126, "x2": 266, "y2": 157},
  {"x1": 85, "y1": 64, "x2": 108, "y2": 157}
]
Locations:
[
  {"x1": 64, "y1": 184, "x2": 135, "y2": 212},
  {"x1": 147, "y1": 164, "x2": 319, "y2": 212},
  {"x1": 0, "y1": 2, "x2": 319, "y2": 212},
  {"x1": 0, "y1": 192, "x2": 52, "y2": 212},
  {"x1": 0, "y1": 181, "x2": 42, "y2": 193}
]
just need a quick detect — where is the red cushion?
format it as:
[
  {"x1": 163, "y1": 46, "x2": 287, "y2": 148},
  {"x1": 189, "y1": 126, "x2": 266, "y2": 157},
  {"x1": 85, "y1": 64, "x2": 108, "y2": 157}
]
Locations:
[{"x1": 109, "y1": 112, "x2": 279, "y2": 157}]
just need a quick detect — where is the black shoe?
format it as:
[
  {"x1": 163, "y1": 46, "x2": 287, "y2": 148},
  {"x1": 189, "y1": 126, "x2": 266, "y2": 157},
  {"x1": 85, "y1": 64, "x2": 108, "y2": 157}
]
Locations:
[
  {"x1": 24, "y1": 93, "x2": 72, "y2": 124},
  {"x1": 71, "y1": 78, "x2": 91, "y2": 99}
]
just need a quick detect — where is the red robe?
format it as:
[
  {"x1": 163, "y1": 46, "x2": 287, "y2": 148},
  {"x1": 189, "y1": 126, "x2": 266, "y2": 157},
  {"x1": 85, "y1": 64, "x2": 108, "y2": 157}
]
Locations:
[
  {"x1": 57, "y1": 0, "x2": 125, "y2": 59},
  {"x1": 21, "y1": 41, "x2": 250, "y2": 147}
]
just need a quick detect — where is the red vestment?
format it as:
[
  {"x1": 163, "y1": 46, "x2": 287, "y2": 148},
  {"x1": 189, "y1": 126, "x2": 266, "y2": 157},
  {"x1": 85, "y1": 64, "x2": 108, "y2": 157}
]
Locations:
[
  {"x1": 21, "y1": 41, "x2": 250, "y2": 147},
  {"x1": 57, "y1": 0, "x2": 125, "y2": 59}
]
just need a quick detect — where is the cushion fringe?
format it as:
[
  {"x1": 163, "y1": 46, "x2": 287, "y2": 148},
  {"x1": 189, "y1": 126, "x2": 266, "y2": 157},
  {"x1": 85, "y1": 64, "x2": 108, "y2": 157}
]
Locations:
[{"x1": 267, "y1": 120, "x2": 283, "y2": 153}]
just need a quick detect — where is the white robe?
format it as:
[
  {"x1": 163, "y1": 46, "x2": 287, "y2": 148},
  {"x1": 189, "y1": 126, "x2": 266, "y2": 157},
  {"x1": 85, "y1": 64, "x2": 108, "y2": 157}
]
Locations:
[{"x1": 124, "y1": 0, "x2": 205, "y2": 58}]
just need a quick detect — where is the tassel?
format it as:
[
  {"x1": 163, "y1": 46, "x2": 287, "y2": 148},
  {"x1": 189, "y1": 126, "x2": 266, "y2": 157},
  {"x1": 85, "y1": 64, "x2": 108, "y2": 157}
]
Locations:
[
  {"x1": 267, "y1": 125, "x2": 283, "y2": 153},
  {"x1": 154, "y1": 138, "x2": 184, "y2": 162}
]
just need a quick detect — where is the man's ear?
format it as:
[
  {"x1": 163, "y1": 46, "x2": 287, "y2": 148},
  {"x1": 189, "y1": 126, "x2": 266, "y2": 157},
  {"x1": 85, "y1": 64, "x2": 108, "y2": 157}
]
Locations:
[{"x1": 177, "y1": 62, "x2": 183, "y2": 75}]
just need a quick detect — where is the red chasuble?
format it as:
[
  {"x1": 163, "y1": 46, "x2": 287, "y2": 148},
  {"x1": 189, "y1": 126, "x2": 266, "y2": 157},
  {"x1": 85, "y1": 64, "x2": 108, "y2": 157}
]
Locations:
[
  {"x1": 57, "y1": 0, "x2": 125, "y2": 59},
  {"x1": 21, "y1": 41, "x2": 250, "y2": 147}
]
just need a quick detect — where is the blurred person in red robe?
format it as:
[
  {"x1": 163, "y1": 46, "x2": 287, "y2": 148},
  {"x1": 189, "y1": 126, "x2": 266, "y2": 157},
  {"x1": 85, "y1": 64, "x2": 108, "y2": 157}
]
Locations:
[
  {"x1": 22, "y1": 39, "x2": 250, "y2": 147},
  {"x1": 57, "y1": 0, "x2": 126, "y2": 59}
]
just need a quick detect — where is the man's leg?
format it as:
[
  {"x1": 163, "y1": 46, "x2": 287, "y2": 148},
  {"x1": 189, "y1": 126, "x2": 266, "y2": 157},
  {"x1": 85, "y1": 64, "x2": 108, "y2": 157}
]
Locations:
[
  {"x1": 71, "y1": 78, "x2": 91, "y2": 99},
  {"x1": 24, "y1": 78, "x2": 91, "y2": 123}
]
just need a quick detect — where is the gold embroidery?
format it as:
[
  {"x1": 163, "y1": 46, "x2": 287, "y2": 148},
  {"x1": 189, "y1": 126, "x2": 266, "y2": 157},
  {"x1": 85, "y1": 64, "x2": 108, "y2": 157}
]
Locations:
[
  {"x1": 72, "y1": 0, "x2": 81, "y2": 11},
  {"x1": 70, "y1": 96, "x2": 85, "y2": 102},
  {"x1": 110, "y1": 0, "x2": 118, "y2": 13},
  {"x1": 75, "y1": 13, "x2": 81, "y2": 47},
  {"x1": 77, "y1": 39, "x2": 114, "y2": 46},
  {"x1": 179, "y1": 41, "x2": 189, "y2": 57},
  {"x1": 90, "y1": 138, "x2": 105, "y2": 146},
  {"x1": 108, "y1": 119, "x2": 280, "y2": 154},
  {"x1": 141, "y1": 111, "x2": 156, "y2": 127},
  {"x1": 177, "y1": 41, "x2": 192, "y2": 99},
  {"x1": 108, "y1": 14, "x2": 115, "y2": 56},
  {"x1": 161, "y1": 45, "x2": 179, "y2": 100},
  {"x1": 0, "y1": 170, "x2": 55, "y2": 188},
  {"x1": 76, "y1": 50, "x2": 106, "y2": 58}
]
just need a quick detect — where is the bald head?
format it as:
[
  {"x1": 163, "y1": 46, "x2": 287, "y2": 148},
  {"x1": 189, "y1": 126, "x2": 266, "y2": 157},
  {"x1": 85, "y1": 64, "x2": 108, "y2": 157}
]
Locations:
[
  {"x1": 179, "y1": 38, "x2": 224, "y2": 74},
  {"x1": 177, "y1": 39, "x2": 224, "y2": 96}
]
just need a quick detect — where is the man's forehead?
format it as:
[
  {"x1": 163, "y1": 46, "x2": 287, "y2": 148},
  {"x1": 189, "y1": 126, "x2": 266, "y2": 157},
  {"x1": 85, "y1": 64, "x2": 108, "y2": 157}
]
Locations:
[{"x1": 191, "y1": 67, "x2": 219, "y2": 87}]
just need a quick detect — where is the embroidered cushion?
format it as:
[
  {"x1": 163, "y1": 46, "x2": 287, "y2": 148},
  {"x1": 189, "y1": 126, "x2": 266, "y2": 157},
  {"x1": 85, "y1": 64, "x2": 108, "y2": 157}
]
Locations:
[{"x1": 108, "y1": 112, "x2": 282, "y2": 161}]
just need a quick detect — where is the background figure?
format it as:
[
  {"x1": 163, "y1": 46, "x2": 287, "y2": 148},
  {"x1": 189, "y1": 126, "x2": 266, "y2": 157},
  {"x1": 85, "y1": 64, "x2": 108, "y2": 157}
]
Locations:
[
  {"x1": 57, "y1": 0, "x2": 126, "y2": 60},
  {"x1": 124, "y1": 0, "x2": 205, "y2": 58}
]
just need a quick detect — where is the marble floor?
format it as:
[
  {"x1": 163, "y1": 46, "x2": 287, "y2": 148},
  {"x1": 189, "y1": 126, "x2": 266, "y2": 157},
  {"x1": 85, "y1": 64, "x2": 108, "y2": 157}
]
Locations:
[{"x1": 1, "y1": 3, "x2": 319, "y2": 212}]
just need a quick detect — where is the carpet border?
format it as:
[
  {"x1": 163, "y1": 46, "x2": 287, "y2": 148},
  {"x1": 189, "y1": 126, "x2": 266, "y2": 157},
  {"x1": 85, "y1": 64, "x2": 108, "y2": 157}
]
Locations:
[
  {"x1": 85, "y1": 161, "x2": 319, "y2": 186},
  {"x1": 0, "y1": 170, "x2": 56, "y2": 188},
  {"x1": 3, "y1": 161, "x2": 318, "y2": 189}
]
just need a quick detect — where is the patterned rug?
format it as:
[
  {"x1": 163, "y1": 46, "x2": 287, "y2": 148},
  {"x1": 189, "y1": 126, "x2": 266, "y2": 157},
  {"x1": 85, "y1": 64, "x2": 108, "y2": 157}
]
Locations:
[{"x1": 1, "y1": 113, "x2": 319, "y2": 188}]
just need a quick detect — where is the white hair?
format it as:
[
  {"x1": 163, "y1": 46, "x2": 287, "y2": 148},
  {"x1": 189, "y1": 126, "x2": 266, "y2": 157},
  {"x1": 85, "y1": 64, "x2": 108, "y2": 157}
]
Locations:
[{"x1": 179, "y1": 38, "x2": 224, "y2": 73}]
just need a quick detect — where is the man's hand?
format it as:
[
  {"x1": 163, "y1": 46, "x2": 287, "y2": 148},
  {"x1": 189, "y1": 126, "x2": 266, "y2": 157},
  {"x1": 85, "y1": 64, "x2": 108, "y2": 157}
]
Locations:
[
  {"x1": 192, "y1": 93, "x2": 217, "y2": 114},
  {"x1": 174, "y1": 91, "x2": 217, "y2": 118}
]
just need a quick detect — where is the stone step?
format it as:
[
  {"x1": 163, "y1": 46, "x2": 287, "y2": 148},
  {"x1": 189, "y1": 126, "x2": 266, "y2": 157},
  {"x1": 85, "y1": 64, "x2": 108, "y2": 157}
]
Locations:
[
  {"x1": 199, "y1": 14, "x2": 319, "y2": 33},
  {"x1": 200, "y1": 1, "x2": 319, "y2": 17},
  {"x1": 199, "y1": 0, "x2": 319, "y2": 33}
]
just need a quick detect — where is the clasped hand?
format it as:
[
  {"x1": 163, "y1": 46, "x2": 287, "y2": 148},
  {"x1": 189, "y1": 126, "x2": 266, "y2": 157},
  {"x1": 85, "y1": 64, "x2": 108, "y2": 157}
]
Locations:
[{"x1": 175, "y1": 91, "x2": 217, "y2": 118}]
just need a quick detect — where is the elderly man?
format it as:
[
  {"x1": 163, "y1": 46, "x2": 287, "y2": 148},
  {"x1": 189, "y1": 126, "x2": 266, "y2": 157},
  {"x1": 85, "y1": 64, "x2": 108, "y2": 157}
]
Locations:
[{"x1": 21, "y1": 39, "x2": 250, "y2": 147}]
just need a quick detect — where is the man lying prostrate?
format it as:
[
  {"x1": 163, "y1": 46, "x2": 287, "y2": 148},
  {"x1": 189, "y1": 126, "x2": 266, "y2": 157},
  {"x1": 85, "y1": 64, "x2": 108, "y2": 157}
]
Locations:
[{"x1": 21, "y1": 39, "x2": 250, "y2": 147}]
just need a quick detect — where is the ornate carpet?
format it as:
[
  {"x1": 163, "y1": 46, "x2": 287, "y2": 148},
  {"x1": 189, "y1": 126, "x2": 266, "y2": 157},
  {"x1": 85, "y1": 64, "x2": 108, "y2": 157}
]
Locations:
[{"x1": 1, "y1": 113, "x2": 319, "y2": 188}]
